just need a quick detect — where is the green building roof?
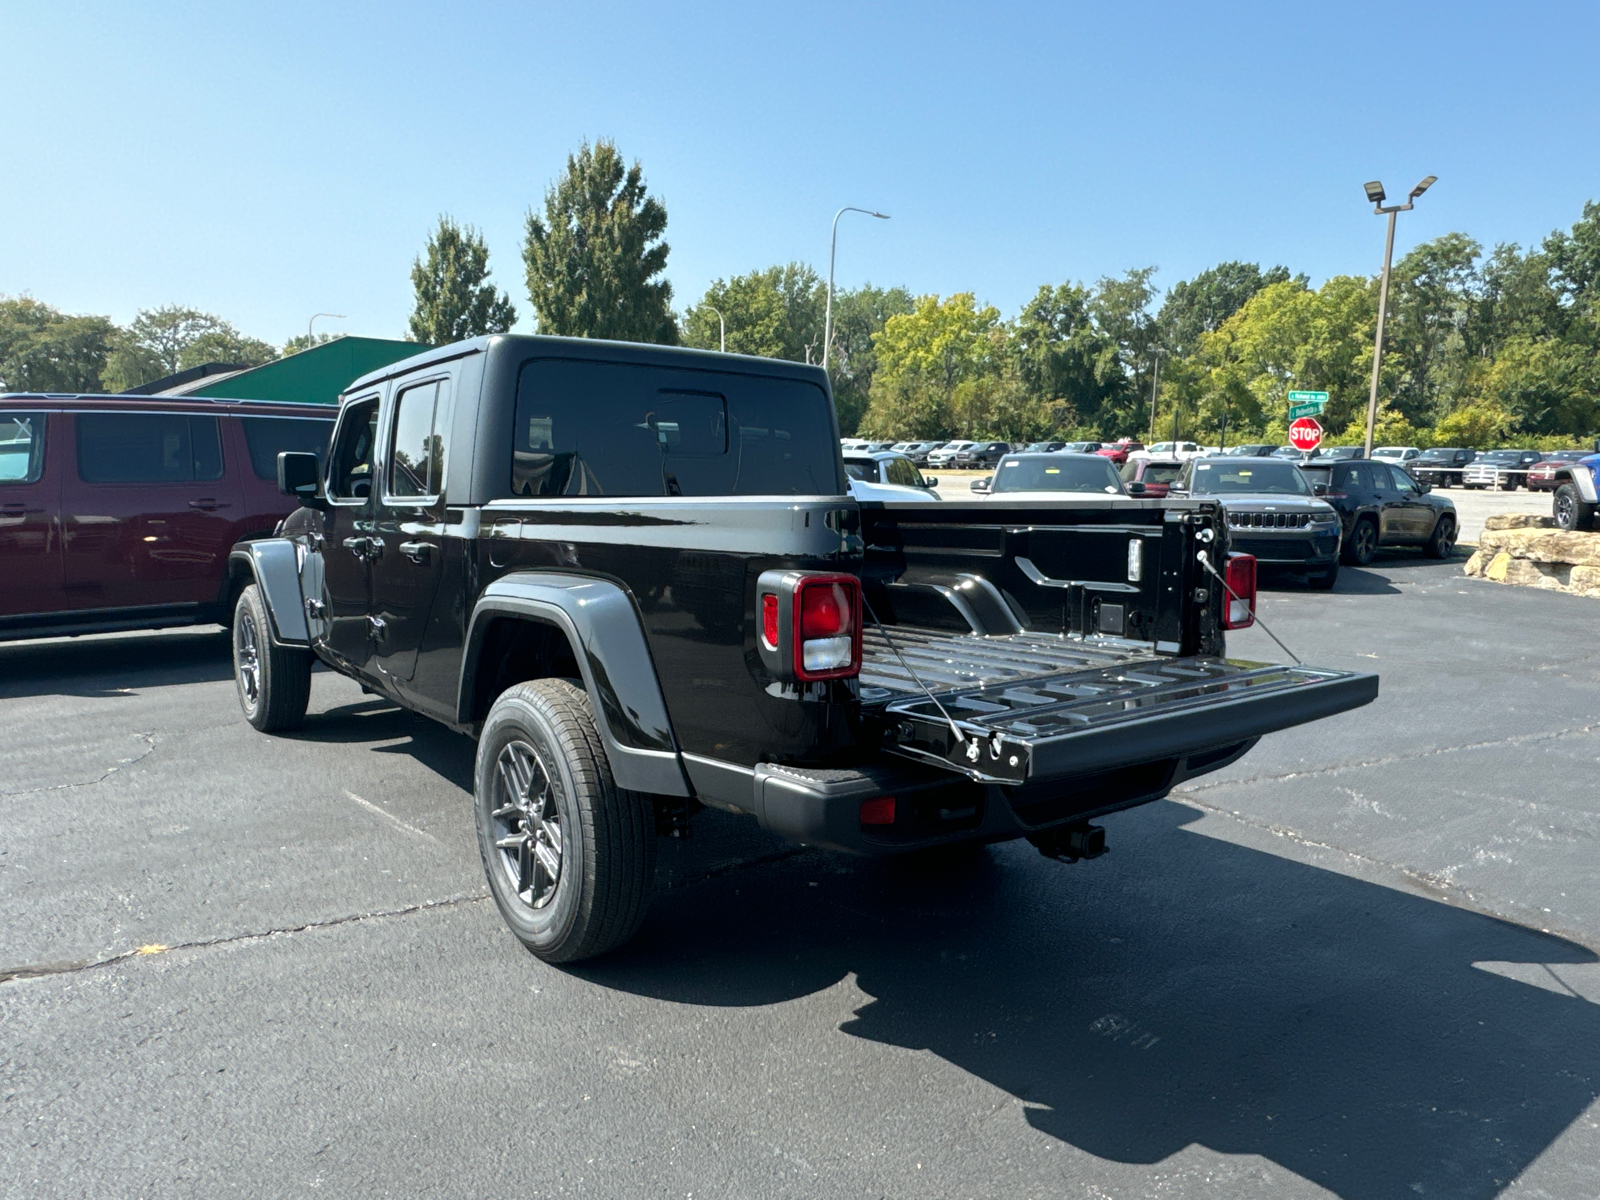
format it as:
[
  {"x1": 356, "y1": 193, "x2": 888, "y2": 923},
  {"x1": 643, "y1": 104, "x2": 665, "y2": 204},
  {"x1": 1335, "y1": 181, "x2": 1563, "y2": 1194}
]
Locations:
[{"x1": 181, "y1": 337, "x2": 427, "y2": 406}]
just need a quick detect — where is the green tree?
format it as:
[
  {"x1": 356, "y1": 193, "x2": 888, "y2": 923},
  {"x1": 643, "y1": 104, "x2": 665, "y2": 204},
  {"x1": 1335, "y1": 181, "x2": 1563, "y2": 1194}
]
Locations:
[
  {"x1": 281, "y1": 332, "x2": 341, "y2": 357},
  {"x1": 823, "y1": 283, "x2": 914, "y2": 435},
  {"x1": 1197, "y1": 277, "x2": 1377, "y2": 438},
  {"x1": 408, "y1": 216, "x2": 517, "y2": 345},
  {"x1": 1384, "y1": 233, "x2": 1481, "y2": 425},
  {"x1": 1013, "y1": 282, "x2": 1122, "y2": 435},
  {"x1": 0, "y1": 296, "x2": 116, "y2": 392},
  {"x1": 859, "y1": 293, "x2": 1005, "y2": 438},
  {"x1": 523, "y1": 139, "x2": 676, "y2": 343},
  {"x1": 682, "y1": 263, "x2": 824, "y2": 361},
  {"x1": 102, "y1": 305, "x2": 276, "y2": 392},
  {"x1": 1157, "y1": 262, "x2": 1296, "y2": 358}
]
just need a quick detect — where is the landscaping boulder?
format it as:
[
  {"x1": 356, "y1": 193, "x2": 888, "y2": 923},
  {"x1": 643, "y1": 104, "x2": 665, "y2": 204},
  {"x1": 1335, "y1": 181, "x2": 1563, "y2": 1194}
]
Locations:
[{"x1": 1466, "y1": 516, "x2": 1600, "y2": 597}]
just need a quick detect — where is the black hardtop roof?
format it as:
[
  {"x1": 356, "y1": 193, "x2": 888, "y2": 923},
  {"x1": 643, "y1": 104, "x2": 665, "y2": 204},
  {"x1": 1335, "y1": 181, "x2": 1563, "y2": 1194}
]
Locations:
[{"x1": 342, "y1": 333, "x2": 832, "y2": 399}]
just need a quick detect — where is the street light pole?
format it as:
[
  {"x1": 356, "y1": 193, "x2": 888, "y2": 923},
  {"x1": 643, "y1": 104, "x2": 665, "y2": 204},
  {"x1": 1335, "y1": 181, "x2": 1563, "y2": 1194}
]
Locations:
[
  {"x1": 1147, "y1": 348, "x2": 1162, "y2": 442},
  {"x1": 1361, "y1": 176, "x2": 1435, "y2": 458},
  {"x1": 307, "y1": 313, "x2": 345, "y2": 341},
  {"x1": 823, "y1": 206, "x2": 889, "y2": 370},
  {"x1": 706, "y1": 305, "x2": 726, "y2": 353}
]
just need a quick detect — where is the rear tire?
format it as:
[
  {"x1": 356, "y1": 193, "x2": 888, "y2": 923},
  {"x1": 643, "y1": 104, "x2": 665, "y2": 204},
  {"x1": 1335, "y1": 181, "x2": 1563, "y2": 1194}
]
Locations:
[
  {"x1": 1341, "y1": 517, "x2": 1378, "y2": 566},
  {"x1": 233, "y1": 584, "x2": 312, "y2": 732},
  {"x1": 1554, "y1": 483, "x2": 1596, "y2": 532},
  {"x1": 474, "y1": 679, "x2": 655, "y2": 964},
  {"x1": 1425, "y1": 514, "x2": 1457, "y2": 559}
]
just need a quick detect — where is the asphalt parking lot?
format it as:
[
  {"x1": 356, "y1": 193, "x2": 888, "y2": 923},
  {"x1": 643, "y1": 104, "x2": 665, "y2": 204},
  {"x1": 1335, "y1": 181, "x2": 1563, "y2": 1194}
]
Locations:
[{"x1": 4, "y1": 549, "x2": 1598, "y2": 1199}]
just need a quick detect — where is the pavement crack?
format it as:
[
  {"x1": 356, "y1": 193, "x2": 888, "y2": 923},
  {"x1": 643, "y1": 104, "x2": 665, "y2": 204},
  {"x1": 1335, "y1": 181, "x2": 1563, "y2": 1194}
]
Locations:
[
  {"x1": 0, "y1": 731, "x2": 158, "y2": 799},
  {"x1": 1174, "y1": 719, "x2": 1600, "y2": 797},
  {"x1": 0, "y1": 891, "x2": 489, "y2": 986}
]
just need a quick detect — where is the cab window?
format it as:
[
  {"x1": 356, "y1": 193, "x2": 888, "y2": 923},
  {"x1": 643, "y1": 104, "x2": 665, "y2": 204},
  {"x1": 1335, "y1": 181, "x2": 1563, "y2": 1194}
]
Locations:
[
  {"x1": 884, "y1": 456, "x2": 923, "y2": 487},
  {"x1": 328, "y1": 397, "x2": 380, "y2": 500},
  {"x1": 387, "y1": 379, "x2": 450, "y2": 501},
  {"x1": 0, "y1": 413, "x2": 46, "y2": 483}
]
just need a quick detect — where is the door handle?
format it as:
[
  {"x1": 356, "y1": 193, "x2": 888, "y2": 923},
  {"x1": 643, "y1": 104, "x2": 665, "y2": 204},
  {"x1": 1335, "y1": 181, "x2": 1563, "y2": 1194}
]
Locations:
[
  {"x1": 398, "y1": 541, "x2": 432, "y2": 564},
  {"x1": 342, "y1": 536, "x2": 372, "y2": 560},
  {"x1": 187, "y1": 498, "x2": 231, "y2": 511}
]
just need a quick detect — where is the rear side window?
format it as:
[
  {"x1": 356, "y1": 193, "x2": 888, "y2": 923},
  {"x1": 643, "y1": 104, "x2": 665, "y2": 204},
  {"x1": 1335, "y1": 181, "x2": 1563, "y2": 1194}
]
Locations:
[
  {"x1": 240, "y1": 416, "x2": 334, "y2": 481},
  {"x1": 388, "y1": 379, "x2": 450, "y2": 500},
  {"x1": 0, "y1": 412, "x2": 46, "y2": 483},
  {"x1": 77, "y1": 413, "x2": 223, "y2": 483},
  {"x1": 512, "y1": 359, "x2": 840, "y2": 497},
  {"x1": 885, "y1": 457, "x2": 922, "y2": 487}
]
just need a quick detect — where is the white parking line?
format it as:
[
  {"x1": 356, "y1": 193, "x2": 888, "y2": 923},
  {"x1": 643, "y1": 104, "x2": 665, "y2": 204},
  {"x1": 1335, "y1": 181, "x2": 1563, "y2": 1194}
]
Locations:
[{"x1": 343, "y1": 789, "x2": 438, "y2": 842}]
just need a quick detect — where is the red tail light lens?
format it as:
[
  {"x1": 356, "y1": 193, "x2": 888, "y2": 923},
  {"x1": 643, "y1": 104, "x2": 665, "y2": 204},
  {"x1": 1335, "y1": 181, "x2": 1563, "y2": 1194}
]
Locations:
[
  {"x1": 1223, "y1": 554, "x2": 1256, "y2": 630},
  {"x1": 761, "y1": 593, "x2": 779, "y2": 650},
  {"x1": 794, "y1": 574, "x2": 861, "y2": 680},
  {"x1": 859, "y1": 796, "x2": 896, "y2": 826}
]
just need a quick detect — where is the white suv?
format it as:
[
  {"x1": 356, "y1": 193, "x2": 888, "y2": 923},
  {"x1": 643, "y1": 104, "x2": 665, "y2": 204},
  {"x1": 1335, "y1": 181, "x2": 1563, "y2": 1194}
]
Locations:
[{"x1": 926, "y1": 441, "x2": 974, "y2": 468}]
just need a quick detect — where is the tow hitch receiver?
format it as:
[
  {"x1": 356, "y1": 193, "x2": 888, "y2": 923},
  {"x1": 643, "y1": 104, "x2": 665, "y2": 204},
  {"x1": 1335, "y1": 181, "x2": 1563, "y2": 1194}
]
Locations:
[{"x1": 1029, "y1": 822, "x2": 1106, "y2": 863}]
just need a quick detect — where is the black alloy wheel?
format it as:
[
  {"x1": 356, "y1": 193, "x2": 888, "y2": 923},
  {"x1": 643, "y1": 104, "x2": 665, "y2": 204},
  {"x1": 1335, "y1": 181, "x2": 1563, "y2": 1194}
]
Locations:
[
  {"x1": 1554, "y1": 483, "x2": 1596, "y2": 532},
  {"x1": 474, "y1": 678, "x2": 654, "y2": 963},
  {"x1": 1425, "y1": 514, "x2": 1457, "y2": 559},
  {"x1": 1342, "y1": 518, "x2": 1378, "y2": 566}
]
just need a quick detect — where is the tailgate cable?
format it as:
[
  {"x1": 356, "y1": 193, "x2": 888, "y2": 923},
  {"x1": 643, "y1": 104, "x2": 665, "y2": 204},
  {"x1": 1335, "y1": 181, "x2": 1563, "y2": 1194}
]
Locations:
[
  {"x1": 1195, "y1": 549, "x2": 1302, "y2": 666},
  {"x1": 862, "y1": 596, "x2": 967, "y2": 746}
]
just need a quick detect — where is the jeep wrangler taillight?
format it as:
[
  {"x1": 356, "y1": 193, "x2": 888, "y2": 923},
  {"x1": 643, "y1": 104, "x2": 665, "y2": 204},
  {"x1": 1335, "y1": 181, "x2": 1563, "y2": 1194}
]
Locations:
[
  {"x1": 755, "y1": 570, "x2": 862, "y2": 682},
  {"x1": 1223, "y1": 553, "x2": 1257, "y2": 630}
]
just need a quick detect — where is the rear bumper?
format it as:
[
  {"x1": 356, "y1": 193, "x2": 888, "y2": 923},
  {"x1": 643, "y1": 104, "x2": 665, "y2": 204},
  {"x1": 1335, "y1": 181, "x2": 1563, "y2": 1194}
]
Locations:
[{"x1": 749, "y1": 741, "x2": 1258, "y2": 855}]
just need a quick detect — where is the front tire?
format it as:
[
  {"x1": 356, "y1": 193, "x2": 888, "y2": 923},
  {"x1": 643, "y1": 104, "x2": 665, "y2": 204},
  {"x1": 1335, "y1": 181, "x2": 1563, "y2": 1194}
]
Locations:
[
  {"x1": 1554, "y1": 483, "x2": 1596, "y2": 532},
  {"x1": 1307, "y1": 563, "x2": 1340, "y2": 589},
  {"x1": 233, "y1": 584, "x2": 312, "y2": 732},
  {"x1": 1425, "y1": 514, "x2": 1457, "y2": 559},
  {"x1": 474, "y1": 679, "x2": 655, "y2": 964}
]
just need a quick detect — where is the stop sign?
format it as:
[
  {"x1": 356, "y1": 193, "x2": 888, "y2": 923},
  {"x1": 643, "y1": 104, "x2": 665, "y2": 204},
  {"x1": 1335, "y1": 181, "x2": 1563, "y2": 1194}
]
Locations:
[{"x1": 1288, "y1": 416, "x2": 1323, "y2": 452}]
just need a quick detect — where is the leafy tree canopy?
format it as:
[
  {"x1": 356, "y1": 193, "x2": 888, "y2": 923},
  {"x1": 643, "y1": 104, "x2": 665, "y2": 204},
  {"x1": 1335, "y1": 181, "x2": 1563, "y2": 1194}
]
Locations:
[
  {"x1": 408, "y1": 216, "x2": 517, "y2": 345},
  {"x1": 523, "y1": 139, "x2": 676, "y2": 344},
  {"x1": 0, "y1": 296, "x2": 116, "y2": 393},
  {"x1": 102, "y1": 306, "x2": 275, "y2": 392}
]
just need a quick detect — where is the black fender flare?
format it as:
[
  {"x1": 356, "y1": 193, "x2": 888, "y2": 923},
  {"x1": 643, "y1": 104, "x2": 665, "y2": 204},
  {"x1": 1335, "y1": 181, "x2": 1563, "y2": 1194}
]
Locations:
[
  {"x1": 1552, "y1": 467, "x2": 1598, "y2": 504},
  {"x1": 227, "y1": 540, "x2": 310, "y2": 646},
  {"x1": 459, "y1": 573, "x2": 691, "y2": 797}
]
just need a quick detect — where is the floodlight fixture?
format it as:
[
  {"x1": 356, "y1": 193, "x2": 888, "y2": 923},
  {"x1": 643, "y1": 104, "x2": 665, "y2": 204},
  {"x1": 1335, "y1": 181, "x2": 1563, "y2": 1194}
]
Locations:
[
  {"x1": 1409, "y1": 175, "x2": 1437, "y2": 200},
  {"x1": 1363, "y1": 181, "x2": 1386, "y2": 205}
]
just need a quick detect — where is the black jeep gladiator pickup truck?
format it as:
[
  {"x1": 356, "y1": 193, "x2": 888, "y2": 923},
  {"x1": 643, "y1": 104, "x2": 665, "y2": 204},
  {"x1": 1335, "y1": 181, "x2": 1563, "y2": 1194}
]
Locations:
[{"x1": 228, "y1": 334, "x2": 1377, "y2": 962}]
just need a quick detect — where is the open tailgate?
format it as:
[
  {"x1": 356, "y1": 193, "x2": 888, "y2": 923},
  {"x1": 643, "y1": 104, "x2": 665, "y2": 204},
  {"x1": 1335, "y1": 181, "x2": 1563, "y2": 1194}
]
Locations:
[{"x1": 862, "y1": 630, "x2": 1378, "y2": 785}]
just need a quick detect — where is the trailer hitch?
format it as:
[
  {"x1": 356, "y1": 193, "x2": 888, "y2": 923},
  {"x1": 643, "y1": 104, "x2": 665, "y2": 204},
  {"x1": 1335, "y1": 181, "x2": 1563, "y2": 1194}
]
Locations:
[{"x1": 1028, "y1": 822, "x2": 1107, "y2": 863}]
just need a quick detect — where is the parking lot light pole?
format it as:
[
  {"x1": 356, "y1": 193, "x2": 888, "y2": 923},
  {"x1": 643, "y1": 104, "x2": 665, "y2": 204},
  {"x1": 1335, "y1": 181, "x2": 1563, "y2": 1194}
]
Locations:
[
  {"x1": 1361, "y1": 176, "x2": 1435, "y2": 458},
  {"x1": 823, "y1": 207, "x2": 889, "y2": 371},
  {"x1": 1147, "y1": 348, "x2": 1162, "y2": 442},
  {"x1": 308, "y1": 313, "x2": 345, "y2": 340},
  {"x1": 706, "y1": 305, "x2": 726, "y2": 353}
]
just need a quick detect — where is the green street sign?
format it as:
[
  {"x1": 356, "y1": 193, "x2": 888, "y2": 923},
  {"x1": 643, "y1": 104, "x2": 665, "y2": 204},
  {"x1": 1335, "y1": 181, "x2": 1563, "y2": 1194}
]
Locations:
[{"x1": 1287, "y1": 389, "x2": 1328, "y2": 421}]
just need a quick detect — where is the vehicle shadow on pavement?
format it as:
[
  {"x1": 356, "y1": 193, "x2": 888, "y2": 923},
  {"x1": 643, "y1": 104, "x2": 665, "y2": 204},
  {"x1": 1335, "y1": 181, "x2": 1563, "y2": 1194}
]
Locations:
[
  {"x1": 583, "y1": 800, "x2": 1600, "y2": 1200},
  {"x1": 1262, "y1": 567, "x2": 1401, "y2": 596},
  {"x1": 286, "y1": 698, "x2": 478, "y2": 791},
  {"x1": 0, "y1": 629, "x2": 234, "y2": 700}
]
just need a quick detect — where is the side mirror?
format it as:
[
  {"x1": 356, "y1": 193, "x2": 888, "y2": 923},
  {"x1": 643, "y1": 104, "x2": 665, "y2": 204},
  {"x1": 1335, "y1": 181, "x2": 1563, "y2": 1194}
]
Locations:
[
  {"x1": 971, "y1": 477, "x2": 992, "y2": 493},
  {"x1": 1125, "y1": 481, "x2": 1147, "y2": 496},
  {"x1": 1167, "y1": 486, "x2": 1188, "y2": 496},
  {"x1": 278, "y1": 451, "x2": 326, "y2": 509},
  {"x1": 922, "y1": 475, "x2": 938, "y2": 488},
  {"x1": 1312, "y1": 483, "x2": 1329, "y2": 497},
  {"x1": 1419, "y1": 481, "x2": 1432, "y2": 493}
]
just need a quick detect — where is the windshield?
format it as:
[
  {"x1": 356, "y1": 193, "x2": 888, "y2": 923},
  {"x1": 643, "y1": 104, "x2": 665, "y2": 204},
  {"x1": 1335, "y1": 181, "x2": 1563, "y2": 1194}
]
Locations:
[
  {"x1": 1186, "y1": 459, "x2": 1312, "y2": 496},
  {"x1": 992, "y1": 455, "x2": 1123, "y2": 494},
  {"x1": 1480, "y1": 450, "x2": 1520, "y2": 462},
  {"x1": 1417, "y1": 448, "x2": 1459, "y2": 460}
]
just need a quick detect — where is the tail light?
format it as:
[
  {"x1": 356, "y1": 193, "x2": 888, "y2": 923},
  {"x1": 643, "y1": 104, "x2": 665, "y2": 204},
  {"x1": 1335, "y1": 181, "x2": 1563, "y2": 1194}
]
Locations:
[
  {"x1": 1222, "y1": 553, "x2": 1256, "y2": 630},
  {"x1": 755, "y1": 570, "x2": 862, "y2": 681}
]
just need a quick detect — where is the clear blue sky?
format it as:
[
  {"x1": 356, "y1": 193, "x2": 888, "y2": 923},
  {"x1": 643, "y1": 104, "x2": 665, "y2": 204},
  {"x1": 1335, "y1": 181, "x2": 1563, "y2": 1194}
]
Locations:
[{"x1": 4, "y1": 1, "x2": 1597, "y2": 345}]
